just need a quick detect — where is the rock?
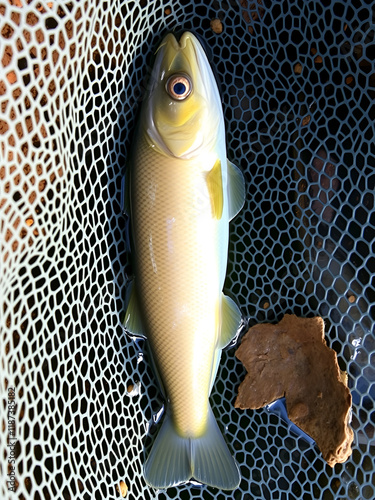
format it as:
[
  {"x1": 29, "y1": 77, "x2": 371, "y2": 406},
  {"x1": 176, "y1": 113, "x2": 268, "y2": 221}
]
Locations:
[
  {"x1": 210, "y1": 19, "x2": 223, "y2": 34},
  {"x1": 235, "y1": 314, "x2": 353, "y2": 467}
]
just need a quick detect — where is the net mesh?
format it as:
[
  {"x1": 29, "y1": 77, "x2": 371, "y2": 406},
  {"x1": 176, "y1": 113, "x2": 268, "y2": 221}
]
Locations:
[{"x1": 1, "y1": 0, "x2": 374, "y2": 498}]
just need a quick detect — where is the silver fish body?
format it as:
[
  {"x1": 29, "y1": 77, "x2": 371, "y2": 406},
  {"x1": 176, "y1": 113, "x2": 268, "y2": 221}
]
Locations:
[{"x1": 124, "y1": 32, "x2": 245, "y2": 490}]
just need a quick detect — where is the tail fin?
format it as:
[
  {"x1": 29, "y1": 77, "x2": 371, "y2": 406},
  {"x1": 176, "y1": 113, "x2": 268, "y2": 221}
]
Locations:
[
  {"x1": 144, "y1": 407, "x2": 240, "y2": 490},
  {"x1": 144, "y1": 411, "x2": 191, "y2": 489},
  {"x1": 192, "y1": 406, "x2": 241, "y2": 490}
]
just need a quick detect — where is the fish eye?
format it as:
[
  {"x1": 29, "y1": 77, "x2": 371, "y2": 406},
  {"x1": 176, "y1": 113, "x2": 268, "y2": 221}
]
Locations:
[{"x1": 166, "y1": 74, "x2": 192, "y2": 100}]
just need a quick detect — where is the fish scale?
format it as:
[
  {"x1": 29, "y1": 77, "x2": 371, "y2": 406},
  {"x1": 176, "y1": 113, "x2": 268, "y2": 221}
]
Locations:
[
  {"x1": 124, "y1": 31, "x2": 244, "y2": 490},
  {"x1": 131, "y1": 133, "x2": 220, "y2": 436}
]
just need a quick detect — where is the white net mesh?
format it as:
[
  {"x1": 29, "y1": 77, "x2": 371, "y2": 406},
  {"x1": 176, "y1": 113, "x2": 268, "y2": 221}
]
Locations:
[{"x1": 1, "y1": 0, "x2": 374, "y2": 499}]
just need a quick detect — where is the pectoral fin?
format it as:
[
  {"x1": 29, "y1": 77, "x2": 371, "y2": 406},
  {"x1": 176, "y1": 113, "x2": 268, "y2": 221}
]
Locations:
[
  {"x1": 206, "y1": 159, "x2": 223, "y2": 219},
  {"x1": 219, "y1": 293, "x2": 242, "y2": 348},
  {"x1": 227, "y1": 159, "x2": 245, "y2": 220}
]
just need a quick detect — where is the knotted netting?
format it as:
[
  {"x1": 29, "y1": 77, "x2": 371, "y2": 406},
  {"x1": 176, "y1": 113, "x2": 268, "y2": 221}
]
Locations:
[{"x1": 0, "y1": 0, "x2": 374, "y2": 499}]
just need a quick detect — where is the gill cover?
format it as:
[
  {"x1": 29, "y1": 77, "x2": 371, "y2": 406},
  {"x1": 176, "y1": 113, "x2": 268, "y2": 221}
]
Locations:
[{"x1": 143, "y1": 32, "x2": 223, "y2": 159}]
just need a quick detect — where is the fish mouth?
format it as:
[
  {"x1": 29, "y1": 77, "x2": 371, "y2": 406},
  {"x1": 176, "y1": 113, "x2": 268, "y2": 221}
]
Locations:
[
  {"x1": 156, "y1": 31, "x2": 198, "y2": 51},
  {"x1": 154, "y1": 31, "x2": 202, "y2": 78},
  {"x1": 177, "y1": 30, "x2": 212, "y2": 59}
]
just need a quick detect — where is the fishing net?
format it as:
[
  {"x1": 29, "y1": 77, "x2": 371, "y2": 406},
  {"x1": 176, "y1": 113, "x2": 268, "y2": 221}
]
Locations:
[{"x1": 1, "y1": 0, "x2": 374, "y2": 498}]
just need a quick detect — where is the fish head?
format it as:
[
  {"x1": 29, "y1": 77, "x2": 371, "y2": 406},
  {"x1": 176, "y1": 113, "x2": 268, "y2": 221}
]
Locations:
[{"x1": 142, "y1": 32, "x2": 223, "y2": 159}]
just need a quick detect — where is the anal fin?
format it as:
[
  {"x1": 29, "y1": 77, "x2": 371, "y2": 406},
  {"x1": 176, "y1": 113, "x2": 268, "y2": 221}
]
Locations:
[
  {"x1": 219, "y1": 293, "x2": 242, "y2": 349},
  {"x1": 122, "y1": 281, "x2": 146, "y2": 338}
]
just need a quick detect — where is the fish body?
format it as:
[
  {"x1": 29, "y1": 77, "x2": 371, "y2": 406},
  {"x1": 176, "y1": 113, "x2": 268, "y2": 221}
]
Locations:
[{"x1": 124, "y1": 32, "x2": 245, "y2": 490}]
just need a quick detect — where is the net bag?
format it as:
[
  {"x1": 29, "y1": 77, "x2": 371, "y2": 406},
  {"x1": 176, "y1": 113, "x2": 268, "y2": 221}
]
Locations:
[{"x1": 1, "y1": 1, "x2": 374, "y2": 499}]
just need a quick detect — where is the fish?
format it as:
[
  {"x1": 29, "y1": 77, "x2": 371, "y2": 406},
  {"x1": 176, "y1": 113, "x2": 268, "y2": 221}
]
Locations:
[{"x1": 123, "y1": 31, "x2": 245, "y2": 490}]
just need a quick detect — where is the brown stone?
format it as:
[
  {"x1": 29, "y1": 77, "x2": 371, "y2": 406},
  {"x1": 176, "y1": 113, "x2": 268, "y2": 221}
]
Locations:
[
  {"x1": 235, "y1": 314, "x2": 353, "y2": 467},
  {"x1": 210, "y1": 19, "x2": 223, "y2": 34}
]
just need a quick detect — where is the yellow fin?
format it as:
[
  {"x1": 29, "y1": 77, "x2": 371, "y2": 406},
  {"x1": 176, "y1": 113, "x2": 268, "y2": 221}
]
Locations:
[
  {"x1": 227, "y1": 159, "x2": 245, "y2": 220},
  {"x1": 206, "y1": 159, "x2": 223, "y2": 219}
]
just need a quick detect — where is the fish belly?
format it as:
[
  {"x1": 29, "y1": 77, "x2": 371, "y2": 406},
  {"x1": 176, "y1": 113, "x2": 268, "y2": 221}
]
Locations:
[{"x1": 131, "y1": 137, "x2": 228, "y2": 438}]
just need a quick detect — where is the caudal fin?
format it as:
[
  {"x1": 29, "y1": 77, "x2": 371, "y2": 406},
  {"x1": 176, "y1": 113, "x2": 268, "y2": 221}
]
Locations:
[
  {"x1": 192, "y1": 406, "x2": 241, "y2": 489},
  {"x1": 144, "y1": 407, "x2": 240, "y2": 490},
  {"x1": 144, "y1": 412, "x2": 191, "y2": 488}
]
